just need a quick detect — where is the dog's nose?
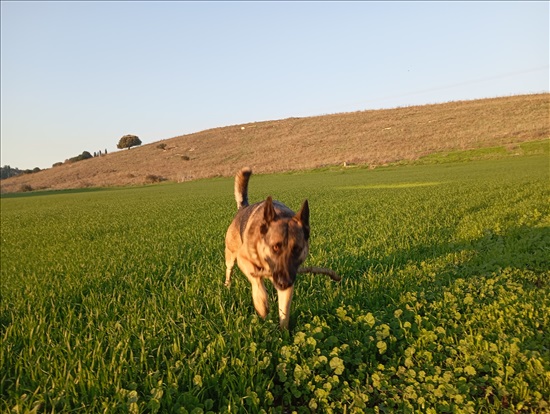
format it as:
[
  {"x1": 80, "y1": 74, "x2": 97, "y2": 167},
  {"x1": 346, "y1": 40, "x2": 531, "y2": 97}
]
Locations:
[
  {"x1": 273, "y1": 271, "x2": 295, "y2": 291},
  {"x1": 276, "y1": 279, "x2": 292, "y2": 291},
  {"x1": 277, "y1": 279, "x2": 288, "y2": 289}
]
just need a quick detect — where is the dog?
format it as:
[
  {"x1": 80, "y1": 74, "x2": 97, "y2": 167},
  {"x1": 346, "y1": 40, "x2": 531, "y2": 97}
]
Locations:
[{"x1": 225, "y1": 167, "x2": 310, "y2": 329}]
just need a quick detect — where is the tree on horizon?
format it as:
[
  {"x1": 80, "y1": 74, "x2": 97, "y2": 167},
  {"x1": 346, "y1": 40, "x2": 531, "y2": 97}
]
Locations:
[{"x1": 117, "y1": 134, "x2": 142, "y2": 150}]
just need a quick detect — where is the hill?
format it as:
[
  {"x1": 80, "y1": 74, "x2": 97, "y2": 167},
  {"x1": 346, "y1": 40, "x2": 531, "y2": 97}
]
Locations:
[{"x1": 1, "y1": 93, "x2": 548, "y2": 193}]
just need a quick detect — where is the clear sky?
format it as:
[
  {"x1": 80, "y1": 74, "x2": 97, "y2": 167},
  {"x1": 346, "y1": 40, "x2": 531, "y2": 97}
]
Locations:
[{"x1": 1, "y1": 1, "x2": 548, "y2": 170}]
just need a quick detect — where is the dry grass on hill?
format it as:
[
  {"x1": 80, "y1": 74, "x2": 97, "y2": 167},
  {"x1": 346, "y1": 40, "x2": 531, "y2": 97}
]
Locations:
[{"x1": 2, "y1": 93, "x2": 548, "y2": 193}]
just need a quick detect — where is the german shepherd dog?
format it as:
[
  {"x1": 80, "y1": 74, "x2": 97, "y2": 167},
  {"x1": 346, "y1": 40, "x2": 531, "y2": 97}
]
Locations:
[{"x1": 225, "y1": 167, "x2": 310, "y2": 329}]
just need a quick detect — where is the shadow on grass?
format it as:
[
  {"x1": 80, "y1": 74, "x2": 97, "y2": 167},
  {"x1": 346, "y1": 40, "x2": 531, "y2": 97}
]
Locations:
[
  {"x1": 304, "y1": 225, "x2": 550, "y2": 323},
  {"x1": 406, "y1": 225, "x2": 547, "y2": 279}
]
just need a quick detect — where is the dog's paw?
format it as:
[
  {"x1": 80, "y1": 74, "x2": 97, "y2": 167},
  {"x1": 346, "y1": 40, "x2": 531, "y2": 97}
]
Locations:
[{"x1": 224, "y1": 280, "x2": 231, "y2": 288}]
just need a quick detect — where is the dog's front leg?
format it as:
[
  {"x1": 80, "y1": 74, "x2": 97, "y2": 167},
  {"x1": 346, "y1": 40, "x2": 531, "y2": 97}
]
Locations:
[
  {"x1": 224, "y1": 247, "x2": 236, "y2": 287},
  {"x1": 276, "y1": 286, "x2": 294, "y2": 329},
  {"x1": 237, "y1": 257, "x2": 269, "y2": 319},
  {"x1": 249, "y1": 277, "x2": 269, "y2": 319}
]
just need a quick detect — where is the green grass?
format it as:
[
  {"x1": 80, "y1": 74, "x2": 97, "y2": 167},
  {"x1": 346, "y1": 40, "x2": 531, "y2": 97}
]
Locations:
[
  {"x1": 410, "y1": 138, "x2": 549, "y2": 165},
  {"x1": 1, "y1": 154, "x2": 549, "y2": 413}
]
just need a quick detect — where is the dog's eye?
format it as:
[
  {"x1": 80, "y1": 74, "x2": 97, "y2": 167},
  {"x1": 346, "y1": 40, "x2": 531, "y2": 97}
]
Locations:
[{"x1": 272, "y1": 243, "x2": 282, "y2": 253}]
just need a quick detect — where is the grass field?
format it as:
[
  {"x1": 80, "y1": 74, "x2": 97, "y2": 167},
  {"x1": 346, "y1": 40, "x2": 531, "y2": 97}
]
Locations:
[{"x1": 1, "y1": 150, "x2": 549, "y2": 413}]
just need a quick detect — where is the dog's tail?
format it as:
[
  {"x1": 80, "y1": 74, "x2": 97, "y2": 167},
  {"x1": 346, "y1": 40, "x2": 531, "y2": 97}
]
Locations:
[{"x1": 234, "y1": 167, "x2": 252, "y2": 209}]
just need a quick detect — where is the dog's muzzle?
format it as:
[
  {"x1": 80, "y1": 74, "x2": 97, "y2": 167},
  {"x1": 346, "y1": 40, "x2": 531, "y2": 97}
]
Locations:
[{"x1": 266, "y1": 257, "x2": 296, "y2": 291}]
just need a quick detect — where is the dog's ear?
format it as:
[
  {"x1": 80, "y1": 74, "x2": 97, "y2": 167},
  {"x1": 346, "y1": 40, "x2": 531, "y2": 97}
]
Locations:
[
  {"x1": 295, "y1": 199, "x2": 310, "y2": 240},
  {"x1": 261, "y1": 196, "x2": 276, "y2": 234}
]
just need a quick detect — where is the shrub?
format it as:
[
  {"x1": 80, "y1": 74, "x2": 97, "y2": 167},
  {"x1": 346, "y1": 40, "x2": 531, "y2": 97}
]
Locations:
[
  {"x1": 157, "y1": 143, "x2": 167, "y2": 150},
  {"x1": 81, "y1": 151, "x2": 92, "y2": 160},
  {"x1": 145, "y1": 174, "x2": 166, "y2": 183},
  {"x1": 22, "y1": 168, "x2": 40, "y2": 174},
  {"x1": 66, "y1": 151, "x2": 93, "y2": 164},
  {"x1": 1, "y1": 165, "x2": 22, "y2": 179}
]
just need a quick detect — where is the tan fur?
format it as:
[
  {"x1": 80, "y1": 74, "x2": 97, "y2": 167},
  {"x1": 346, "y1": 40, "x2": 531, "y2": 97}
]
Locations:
[{"x1": 225, "y1": 167, "x2": 309, "y2": 329}]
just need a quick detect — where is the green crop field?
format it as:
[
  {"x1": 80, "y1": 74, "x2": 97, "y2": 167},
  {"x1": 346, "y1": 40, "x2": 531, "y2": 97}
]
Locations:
[{"x1": 1, "y1": 151, "x2": 549, "y2": 413}]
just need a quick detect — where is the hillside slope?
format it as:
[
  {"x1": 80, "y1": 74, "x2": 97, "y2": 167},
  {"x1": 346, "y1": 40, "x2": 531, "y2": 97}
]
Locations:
[{"x1": 2, "y1": 93, "x2": 548, "y2": 193}]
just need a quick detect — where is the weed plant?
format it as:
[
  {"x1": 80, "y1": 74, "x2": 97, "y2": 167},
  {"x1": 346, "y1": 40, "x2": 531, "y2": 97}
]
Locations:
[{"x1": 1, "y1": 154, "x2": 549, "y2": 412}]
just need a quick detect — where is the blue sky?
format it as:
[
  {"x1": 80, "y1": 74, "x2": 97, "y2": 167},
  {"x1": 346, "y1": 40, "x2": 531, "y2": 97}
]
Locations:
[{"x1": 1, "y1": 1, "x2": 548, "y2": 170}]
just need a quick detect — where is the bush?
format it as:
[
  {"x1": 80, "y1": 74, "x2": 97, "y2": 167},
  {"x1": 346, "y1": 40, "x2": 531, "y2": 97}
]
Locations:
[
  {"x1": 66, "y1": 151, "x2": 93, "y2": 164},
  {"x1": 1, "y1": 165, "x2": 22, "y2": 179},
  {"x1": 145, "y1": 174, "x2": 166, "y2": 183},
  {"x1": 157, "y1": 143, "x2": 167, "y2": 150}
]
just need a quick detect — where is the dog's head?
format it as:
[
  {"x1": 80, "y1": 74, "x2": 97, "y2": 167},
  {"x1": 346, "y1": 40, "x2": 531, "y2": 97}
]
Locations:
[{"x1": 259, "y1": 197, "x2": 310, "y2": 291}]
